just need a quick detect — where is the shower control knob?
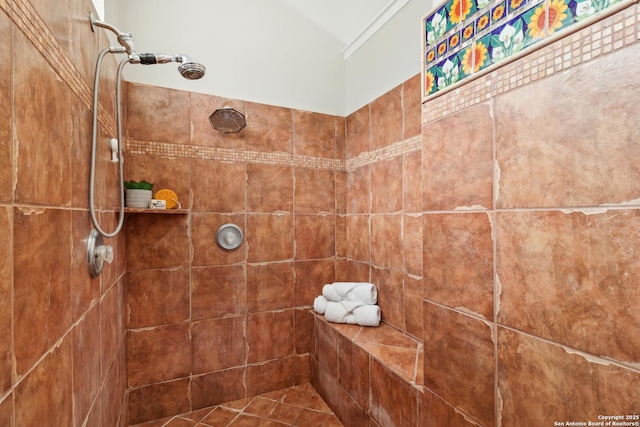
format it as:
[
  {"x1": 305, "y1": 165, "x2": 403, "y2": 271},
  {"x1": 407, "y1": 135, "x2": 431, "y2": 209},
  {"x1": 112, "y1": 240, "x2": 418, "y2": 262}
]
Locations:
[
  {"x1": 95, "y1": 244, "x2": 114, "y2": 264},
  {"x1": 224, "y1": 232, "x2": 236, "y2": 245}
]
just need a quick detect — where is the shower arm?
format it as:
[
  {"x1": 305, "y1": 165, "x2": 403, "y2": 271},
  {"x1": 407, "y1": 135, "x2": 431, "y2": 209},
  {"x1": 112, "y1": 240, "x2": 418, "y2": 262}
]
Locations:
[{"x1": 89, "y1": 12, "x2": 137, "y2": 58}]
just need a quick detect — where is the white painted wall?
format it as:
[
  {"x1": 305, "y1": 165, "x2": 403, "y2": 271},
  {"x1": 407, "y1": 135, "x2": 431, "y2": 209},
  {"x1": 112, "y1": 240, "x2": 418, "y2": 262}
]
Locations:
[
  {"x1": 106, "y1": 0, "x2": 435, "y2": 116},
  {"x1": 345, "y1": 0, "x2": 433, "y2": 113}
]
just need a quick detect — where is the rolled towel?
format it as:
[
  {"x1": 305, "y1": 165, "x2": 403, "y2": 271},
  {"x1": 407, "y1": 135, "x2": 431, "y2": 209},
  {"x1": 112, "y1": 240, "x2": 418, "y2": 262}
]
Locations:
[
  {"x1": 322, "y1": 282, "x2": 377, "y2": 305},
  {"x1": 314, "y1": 295, "x2": 328, "y2": 314},
  {"x1": 323, "y1": 301, "x2": 380, "y2": 327}
]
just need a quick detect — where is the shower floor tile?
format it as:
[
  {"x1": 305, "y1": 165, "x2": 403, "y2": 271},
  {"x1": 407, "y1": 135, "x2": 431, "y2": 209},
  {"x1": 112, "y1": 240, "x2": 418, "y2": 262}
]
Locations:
[{"x1": 129, "y1": 383, "x2": 343, "y2": 427}]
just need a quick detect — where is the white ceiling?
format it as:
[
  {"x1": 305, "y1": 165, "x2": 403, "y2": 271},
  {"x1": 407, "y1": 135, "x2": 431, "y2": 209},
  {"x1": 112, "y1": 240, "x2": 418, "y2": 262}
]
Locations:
[{"x1": 279, "y1": 0, "x2": 390, "y2": 45}]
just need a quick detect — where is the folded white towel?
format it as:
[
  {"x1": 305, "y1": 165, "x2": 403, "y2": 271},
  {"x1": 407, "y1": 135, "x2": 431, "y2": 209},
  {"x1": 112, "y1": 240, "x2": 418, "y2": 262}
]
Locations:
[
  {"x1": 323, "y1": 301, "x2": 380, "y2": 327},
  {"x1": 322, "y1": 282, "x2": 377, "y2": 305},
  {"x1": 314, "y1": 295, "x2": 328, "y2": 314}
]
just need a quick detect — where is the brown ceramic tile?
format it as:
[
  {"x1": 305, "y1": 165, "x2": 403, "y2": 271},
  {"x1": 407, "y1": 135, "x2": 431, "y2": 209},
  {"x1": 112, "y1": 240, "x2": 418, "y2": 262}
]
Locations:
[
  {"x1": 101, "y1": 342, "x2": 127, "y2": 427},
  {"x1": 125, "y1": 83, "x2": 190, "y2": 144},
  {"x1": 127, "y1": 268, "x2": 190, "y2": 328},
  {"x1": 335, "y1": 172, "x2": 347, "y2": 216},
  {"x1": 424, "y1": 302, "x2": 495, "y2": 426},
  {"x1": 294, "y1": 168, "x2": 335, "y2": 214},
  {"x1": 345, "y1": 215, "x2": 370, "y2": 263},
  {"x1": 200, "y1": 406, "x2": 241, "y2": 425},
  {"x1": 191, "y1": 213, "x2": 247, "y2": 266},
  {"x1": 127, "y1": 379, "x2": 190, "y2": 425},
  {"x1": 403, "y1": 214, "x2": 423, "y2": 277},
  {"x1": 346, "y1": 166, "x2": 370, "y2": 214},
  {"x1": 369, "y1": 358, "x2": 417, "y2": 427},
  {"x1": 247, "y1": 262, "x2": 294, "y2": 313},
  {"x1": 335, "y1": 215, "x2": 347, "y2": 258},
  {"x1": 0, "y1": 397, "x2": 12, "y2": 427},
  {"x1": 345, "y1": 105, "x2": 370, "y2": 159},
  {"x1": 0, "y1": 208, "x2": 11, "y2": 394},
  {"x1": 14, "y1": 337, "x2": 73, "y2": 427},
  {"x1": 497, "y1": 210, "x2": 640, "y2": 363},
  {"x1": 192, "y1": 316, "x2": 246, "y2": 373},
  {"x1": 335, "y1": 260, "x2": 370, "y2": 285},
  {"x1": 499, "y1": 328, "x2": 640, "y2": 425},
  {"x1": 191, "y1": 367, "x2": 247, "y2": 410},
  {"x1": 422, "y1": 102, "x2": 493, "y2": 211},
  {"x1": 292, "y1": 110, "x2": 338, "y2": 158},
  {"x1": 245, "y1": 102, "x2": 293, "y2": 154},
  {"x1": 403, "y1": 151, "x2": 422, "y2": 214},
  {"x1": 247, "y1": 311, "x2": 294, "y2": 363},
  {"x1": 495, "y1": 46, "x2": 640, "y2": 209},
  {"x1": 70, "y1": 98, "x2": 92, "y2": 209},
  {"x1": 246, "y1": 357, "x2": 295, "y2": 396},
  {"x1": 314, "y1": 316, "x2": 340, "y2": 378},
  {"x1": 420, "y1": 390, "x2": 478, "y2": 426},
  {"x1": 243, "y1": 396, "x2": 278, "y2": 417},
  {"x1": 294, "y1": 408, "x2": 329, "y2": 426},
  {"x1": 404, "y1": 274, "x2": 423, "y2": 341},
  {"x1": 269, "y1": 402, "x2": 303, "y2": 424},
  {"x1": 191, "y1": 265, "x2": 246, "y2": 320},
  {"x1": 371, "y1": 267, "x2": 404, "y2": 330},
  {"x1": 190, "y1": 92, "x2": 245, "y2": 149},
  {"x1": 370, "y1": 85, "x2": 403, "y2": 151},
  {"x1": 14, "y1": 32, "x2": 72, "y2": 206},
  {"x1": 247, "y1": 164, "x2": 293, "y2": 213},
  {"x1": 370, "y1": 214, "x2": 403, "y2": 270},
  {"x1": 0, "y1": 12, "x2": 11, "y2": 201},
  {"x1": 101, "y1": 278, "x2": 126, "y2": 377},
  {"x1": 293, "y1": 260, "x2": 335, "y2": 307},
  {"x1": 247, "y1": 214, "x2": 294, "y2": 263},
  {"x1": 402, "y1": 74, "x2": 422, "y2": 139},
  {"x1": 126, "y1": 323, "x2": 191, "y2": 387},
  {"x1": 424, "y1": 212, "x2": 494, "y2": 319},
  {"x1": 294, "y1": 354, "x2": 311, "y2": 384},
  {"x1": 294, "y1": 309, "x2": 314, "y2": 354},
  {"x1": 371, "y1": 157, "x2": 403, "y2": 213},
  {"x1": 126, "y1": 214, "x2": 190, "y2": 270},
  {"x1": 13, "y1": 208, "x2": 72, "y2": 375},
  {"x1": 125, "y1": 154, "x2": 191, "y2": 210},
  {"x1": 337, "y1": 334, "x2": 370, "y2": 411},
  {"x1": 191, "y1": 159, "x2": 246, "y2": 212},
  {"x1": 73, "y1": 304, "x2": 102, "y2": 427},
  {"x1": 295, "y1": 214, "x2": 335, "y2": 261}
]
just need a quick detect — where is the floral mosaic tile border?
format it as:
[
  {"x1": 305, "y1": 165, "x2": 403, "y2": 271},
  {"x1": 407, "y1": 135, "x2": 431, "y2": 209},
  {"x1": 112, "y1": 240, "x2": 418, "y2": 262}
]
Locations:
[
  {"x1": 422, "y1": 3, "x2": 638, "y2": 122},
  {"x1": 422, "y1": 0, "x2": 631, "y2": 100}
]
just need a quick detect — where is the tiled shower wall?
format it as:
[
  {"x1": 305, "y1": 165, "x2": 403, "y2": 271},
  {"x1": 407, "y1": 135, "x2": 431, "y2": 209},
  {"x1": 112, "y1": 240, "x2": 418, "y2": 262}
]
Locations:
[
  {"x1": 0, "y1": 0, "x2": 128, "y2": 426},
  {"x1": 123, "y1": 83, "x2": 345, "y2": 424},
  {"x1": 420, "y1": 4, "x2": 640, "y2": 426}
]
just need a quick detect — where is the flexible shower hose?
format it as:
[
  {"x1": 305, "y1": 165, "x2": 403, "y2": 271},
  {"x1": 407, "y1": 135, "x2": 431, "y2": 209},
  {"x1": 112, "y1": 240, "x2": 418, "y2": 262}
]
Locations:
[{"x1": 89, "y1": 47, "x2": 128, "y2": 238}]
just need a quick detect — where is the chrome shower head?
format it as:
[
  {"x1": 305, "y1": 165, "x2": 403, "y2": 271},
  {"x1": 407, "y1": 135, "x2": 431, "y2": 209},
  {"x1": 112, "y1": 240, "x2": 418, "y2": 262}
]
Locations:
[
  {"x1": 135, "y1": 53, "x2": 206, "y2": 80},
  {"x1": 178, "y1": 59, "x2": 206, "y2": 80}
]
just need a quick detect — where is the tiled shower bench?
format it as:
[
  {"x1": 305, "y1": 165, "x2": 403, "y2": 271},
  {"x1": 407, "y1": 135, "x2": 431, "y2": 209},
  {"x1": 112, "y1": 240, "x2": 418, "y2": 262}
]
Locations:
[{"x1": 311, "y1": 312, "x2": 425, "y2": 426}]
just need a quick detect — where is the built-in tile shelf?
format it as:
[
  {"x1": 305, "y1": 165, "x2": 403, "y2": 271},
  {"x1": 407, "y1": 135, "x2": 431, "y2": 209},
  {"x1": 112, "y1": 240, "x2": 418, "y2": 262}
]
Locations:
[{"x1": 124, "y1": 208, "x2": 189, "y2": 214}]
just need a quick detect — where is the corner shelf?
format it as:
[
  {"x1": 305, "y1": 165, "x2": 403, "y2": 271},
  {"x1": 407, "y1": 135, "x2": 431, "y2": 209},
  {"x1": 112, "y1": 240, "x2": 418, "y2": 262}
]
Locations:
[{"x1": 124, "y1": 208, "x2": 189, "y2": 215}]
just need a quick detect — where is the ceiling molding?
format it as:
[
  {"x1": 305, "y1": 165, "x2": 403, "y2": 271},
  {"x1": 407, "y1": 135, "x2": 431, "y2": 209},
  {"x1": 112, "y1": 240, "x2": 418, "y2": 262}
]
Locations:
[{"x1": 341, "y1": 0, "x2": 412, "y2": 60}]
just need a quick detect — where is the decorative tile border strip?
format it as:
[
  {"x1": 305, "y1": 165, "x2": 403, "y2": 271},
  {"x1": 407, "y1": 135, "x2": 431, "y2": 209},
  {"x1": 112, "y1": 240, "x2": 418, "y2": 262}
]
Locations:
[
  {"x1": 125, "y1": 139, "x2": 346, "y2": 170},
  {"x1": 422, "y1": 3, "x2": 639, "y2": 122},
  {"x1": 1, "y1": 0, "x2": 117, "y2": 135},
  {"x1": 422, "y1": 0, "x2": 638, "y2": 101},
  {"x1": 126, "y1": 135, "x2": 423, "y2": 172},
  {"x1": 345, "y1": 136, "x2": 422, "y2": 171}
]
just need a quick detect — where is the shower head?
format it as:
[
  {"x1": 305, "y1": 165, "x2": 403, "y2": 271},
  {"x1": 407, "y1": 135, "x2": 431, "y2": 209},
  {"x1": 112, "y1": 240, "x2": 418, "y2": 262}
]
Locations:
[
  {"x1": 135, "y1": 53, "x2": 206, "y2": 80},
  {"x1": 209, "y1": 107, "x2": 247, "y2": 134}
]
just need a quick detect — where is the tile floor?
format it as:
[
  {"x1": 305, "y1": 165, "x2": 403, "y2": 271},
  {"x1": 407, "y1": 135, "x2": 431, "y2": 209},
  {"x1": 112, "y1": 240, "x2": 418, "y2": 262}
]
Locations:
[{"x1": 130, "y1": 383, "x2": 343, "y2": 427}]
